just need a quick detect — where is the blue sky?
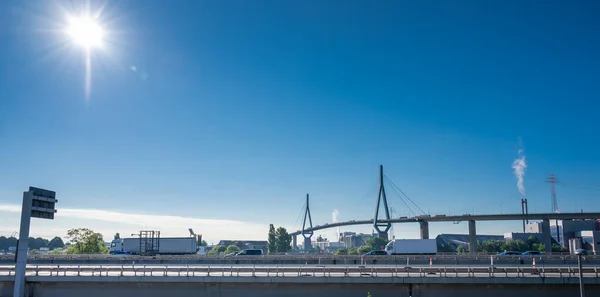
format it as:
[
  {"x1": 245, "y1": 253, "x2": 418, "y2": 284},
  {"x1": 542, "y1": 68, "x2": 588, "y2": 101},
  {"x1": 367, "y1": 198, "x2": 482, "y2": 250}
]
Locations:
[{"x1": 1, "y1": 0, "x2": 600, "y2": 243}]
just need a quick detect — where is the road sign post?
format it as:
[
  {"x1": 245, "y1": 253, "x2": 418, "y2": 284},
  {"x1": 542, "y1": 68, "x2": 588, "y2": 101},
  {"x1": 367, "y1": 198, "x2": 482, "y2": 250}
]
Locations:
[{"x1": 13, "y1": 187, "x2": 57, "y2": 297}]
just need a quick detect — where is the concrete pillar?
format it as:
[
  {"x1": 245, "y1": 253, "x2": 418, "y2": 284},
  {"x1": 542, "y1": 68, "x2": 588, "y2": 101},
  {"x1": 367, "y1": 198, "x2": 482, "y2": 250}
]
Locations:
[
  {"x1": 419, "y1": 221, "x2": 429, "y2": 239},
  {"x1": 378, "y1": 231, "x2": 388, "y2": 241},
  {"x1": 542, "y1": 219, "x2": 552, "y2": 253},
  {"x1": 468, "y1": 220, "x2": 477, "y2": 255},
  {"x1": 303, "y1": 237, "x2": 312, "y2": 250},
  {"x1": 292, "y1": 235, "x2": 297, "y2": 249}
]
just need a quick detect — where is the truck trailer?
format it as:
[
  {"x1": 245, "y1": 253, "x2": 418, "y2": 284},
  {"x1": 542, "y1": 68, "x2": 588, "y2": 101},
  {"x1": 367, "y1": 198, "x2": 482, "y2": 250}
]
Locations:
[
  {"x1": 385, "y1": 239, "x2": 437, "y2": 255},
  {"x1": 110, "y1": 237, "x2": 198, "y2": 255}
]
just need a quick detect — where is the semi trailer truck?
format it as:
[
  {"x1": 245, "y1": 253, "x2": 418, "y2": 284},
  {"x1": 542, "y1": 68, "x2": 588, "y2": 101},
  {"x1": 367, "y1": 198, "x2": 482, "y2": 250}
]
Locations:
[{"x1": 385, "y1": 239, "x2": 437, "y2": 255}]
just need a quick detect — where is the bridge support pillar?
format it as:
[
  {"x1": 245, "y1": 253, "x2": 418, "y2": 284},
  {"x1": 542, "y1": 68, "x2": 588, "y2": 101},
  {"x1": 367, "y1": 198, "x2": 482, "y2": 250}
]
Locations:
[
  {"x1": 378, "y1": 231, "x2": 388, "y2": 240},
  {"x1": 292, "y1": 234, "x2": 297, "y2": 249},
  {"x1": 303, "y1": 237, "x2": 312, "y2": 250},
  {"x1": 542, "y1": 218, "x2": 552, "y2": 253},
  {"x1": 419, "y1": 221, "x2": 429, "y2": 239},
  {"x1": 468, "y1": 220, "x2": 477, "y2": 255}
]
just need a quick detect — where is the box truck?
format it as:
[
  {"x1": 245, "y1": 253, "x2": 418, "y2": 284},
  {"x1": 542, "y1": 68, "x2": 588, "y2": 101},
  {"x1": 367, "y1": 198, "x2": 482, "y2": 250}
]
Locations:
[{"x1": 110, "y1": 237, "x2": 198, "y2": 255}]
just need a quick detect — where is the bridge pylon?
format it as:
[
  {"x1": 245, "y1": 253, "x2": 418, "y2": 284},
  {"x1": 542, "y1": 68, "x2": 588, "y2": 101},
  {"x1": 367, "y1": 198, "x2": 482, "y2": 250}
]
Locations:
[
  {"x1": 373, "y1": 165, "x2": 391, "y2": 240},
  {"x1": 301, "y1": 193, "x2": 313, "y2": 250}
]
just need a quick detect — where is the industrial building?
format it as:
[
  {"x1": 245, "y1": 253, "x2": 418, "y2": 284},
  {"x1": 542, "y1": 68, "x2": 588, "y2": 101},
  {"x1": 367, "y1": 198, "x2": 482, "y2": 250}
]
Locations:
[
  {"x1": 338, "y1": 232, "x2": 377, "y2": 249},
  {"x1": 548, "y1": 219, "x2": 599, "y2": 248}
]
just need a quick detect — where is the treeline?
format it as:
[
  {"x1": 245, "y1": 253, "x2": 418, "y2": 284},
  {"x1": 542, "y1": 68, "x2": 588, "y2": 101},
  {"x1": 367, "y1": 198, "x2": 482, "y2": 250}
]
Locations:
[
  {"x1": 333, "y1": 237, "x2": 389, "y2": 255},
  {"x1": 0, "y1": 236, "x2": 65, "y2": 251}
]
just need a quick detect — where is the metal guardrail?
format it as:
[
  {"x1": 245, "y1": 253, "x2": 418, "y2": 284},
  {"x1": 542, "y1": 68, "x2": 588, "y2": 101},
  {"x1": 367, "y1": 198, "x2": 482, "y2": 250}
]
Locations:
[{"x1": 0, "y1": 265, "x2": 599, "y2": 278}]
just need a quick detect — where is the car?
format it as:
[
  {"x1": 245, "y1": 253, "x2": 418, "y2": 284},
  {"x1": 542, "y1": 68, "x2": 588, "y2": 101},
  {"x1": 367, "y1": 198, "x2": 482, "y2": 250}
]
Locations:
[
  {"x1": 235, "y1": 249, "x2": 263, "y2": 256},
  {"x1": 497, "y1": 251, "x2": 521, "y2": 256},
  {"x1": 363, "y1": 250, "x2": 387, "y2": 256},
  {"x1": 522, "y1": 251, "x2": 542, "y2": 256},
  {"x1": 575, "y1": 249, "x2": 588, "y2": 255}
]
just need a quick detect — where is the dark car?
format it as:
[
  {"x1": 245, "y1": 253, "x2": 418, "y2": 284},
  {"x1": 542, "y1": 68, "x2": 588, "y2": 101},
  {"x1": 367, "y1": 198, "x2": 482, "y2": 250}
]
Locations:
[
  {"x1": 575, "y1": 249, "x2": 588, "y2": 255},
  {"x1": 522, "y1": 251, "x2": 542, "y2": 256},
  {"x1": 363, "y1": 250, "x2": 387, "y2": 256},
  {"x1": 235, "y1": 249, "x2": 263, "y2": 256},
  {"x1": 497, "y1": 251, "x2": 521, "y2": 256}
]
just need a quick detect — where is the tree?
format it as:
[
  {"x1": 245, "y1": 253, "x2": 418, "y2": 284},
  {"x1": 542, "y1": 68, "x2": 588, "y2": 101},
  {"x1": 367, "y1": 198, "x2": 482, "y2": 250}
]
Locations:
[
  {"x1": 335, "y1": 248, "x2": 347, "y2": 255},
  {"x1": 346, "y1": 246, "x2": 356, "y2": 254},
  {"x1": 225, "y1": 245, "x2": 241, "y2": 254},
  {"x1": 526, "y1": 235, "x2": 540, "y2": 248},
  {"x1": 200, "y1": 240, "x2": 208, "y2": 246},
  {"x1": 365, "y1": 237, "x2": 388, "y2": 250},
  {"x1": 267, "y1": 224, "x2": 277, "y2": 254},
  {"x1": 501, "y1": 239, "x2": 528, "y2": 252},
  {"x1": 65, "y1": 228, "x2": 109, "y2": 254},
  {"x1": 48, "y1": 237, "x2": 65, "y2": 250},
  {"x1": 532, "y1": 243, "x2": 546, "y2": 252},
  {"x1": 275, "y1": 227, "x2": 292, "y2": 253},
  {"x1": 456, "y1": 245, "x2": 466, "y2": 254},
  {"x1": 114, "y1": 233, "x2": 121, "y2": 240},
  {"x1": 357, "y1": 245, "x2": 371, "y2": 254},
  {"x1": 552, "y1": 243, "x2": 565, "y2": 253},
  {"x1": 479, "y1": 240, "x2": 504, "y2": 253},
  {"x1": 207, "y1": 245, "x2": 226, "y2": 255},
  {"x1": 29, "y1": 249, "x2": 40, "y2": 254},
  {"x1": 437, "y1": 243, "x2": 454, "y2": 253}
]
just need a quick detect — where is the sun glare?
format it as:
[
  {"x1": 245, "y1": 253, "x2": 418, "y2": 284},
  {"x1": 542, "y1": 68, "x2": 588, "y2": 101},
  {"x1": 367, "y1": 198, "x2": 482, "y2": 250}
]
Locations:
[{"x1": 67, "y1": 16, "x2": 104, "y2": 48}]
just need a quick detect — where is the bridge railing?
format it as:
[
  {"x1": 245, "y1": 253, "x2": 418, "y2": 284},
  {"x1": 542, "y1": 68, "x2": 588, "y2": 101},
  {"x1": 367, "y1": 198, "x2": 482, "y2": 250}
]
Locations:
[{"x1": 1, "y1": 264, "x2": 599, "y2": 279}]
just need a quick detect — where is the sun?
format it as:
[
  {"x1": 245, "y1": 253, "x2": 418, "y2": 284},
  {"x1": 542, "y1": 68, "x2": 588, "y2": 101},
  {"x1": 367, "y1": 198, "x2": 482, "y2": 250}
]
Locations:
[{"x1": 66, "y1": 16, "x2": 105, "y2": 49}]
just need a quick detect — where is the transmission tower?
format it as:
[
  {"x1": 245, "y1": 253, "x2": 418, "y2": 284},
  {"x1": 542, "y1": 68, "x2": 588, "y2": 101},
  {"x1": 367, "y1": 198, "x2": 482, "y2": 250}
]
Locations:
[{"x1": 546, "y1": 174, "x2": 559, "y2": 213}]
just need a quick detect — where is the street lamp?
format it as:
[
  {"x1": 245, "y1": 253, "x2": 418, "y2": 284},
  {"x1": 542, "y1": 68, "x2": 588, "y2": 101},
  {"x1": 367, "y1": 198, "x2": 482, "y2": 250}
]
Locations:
[{"x1": 575, "y1": 248, "x2": 586, "y2": 297}]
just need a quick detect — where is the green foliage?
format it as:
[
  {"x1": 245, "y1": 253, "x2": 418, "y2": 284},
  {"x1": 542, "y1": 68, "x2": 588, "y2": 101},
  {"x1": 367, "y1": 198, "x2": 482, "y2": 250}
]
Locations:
[
  {"x1": 365, "y1": 237, "x2": 388, "y2": 250},
  {"x1": 367, "y1": 293, "x2": 372, "y2": 297},
  {"x1": 207, "y1": 245, "x2": 226, "y2": 255},
  {"x1": 532, "y1": 243, "x2": 546, "y2": 252},
  {"x1": 0, "y1": 236, "x2": 18, "y2": 252},
  {"x1": 275, "y1": 227, "x2": 292, "y2": 253},
  {"x1": 357, "y1": 245, "x2": 371, "y2": 254},
  {"x1": 478, "y1": 240, "x2": 504, "y2": 253},
  {"x1": 335, "y1": 248, "x2": 347, "y2": 255},
  {"x1": 552, "y1": 243, "x2": 565, "y2": 252},
  {"x1": 29, "y1": 249, "x2": 40, "y2": 254},
  {"x1": 348, "y1": 247, "x2": 359, "y2": 255},
  {"x1": 268, "y1": 224, "x2": 277, "y2": 254},
  {"x1": 48, "y1": 248, "x2": 65, "y2": 255},
  {"x1": 65, "y1": 228, "x2": 108, "y2": 254},
  {"x1": 48, "y1": 237, "x2": 65, "y2": 250},
  {"x1": 456, "y1": 245, "x2": 466, "y2": 254},
  {"x1": 500, "y1": 240, "x2": 528, "y2": 252},
  {"x1": 200, "y1": 240, "x2": 208, "y2": 246},
  {"x1": 526, "y1": 236, "x2": 540, "y2": 247},
  {"x1": 225, "y1": 245, "x2": 241, "y2": 254}
]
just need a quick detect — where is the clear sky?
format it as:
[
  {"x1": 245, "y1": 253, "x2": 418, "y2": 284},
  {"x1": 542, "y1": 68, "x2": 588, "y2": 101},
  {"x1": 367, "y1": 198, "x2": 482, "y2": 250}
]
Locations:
[{"x1": 1, "y1": 1, "x2": 600, "y2": 244}]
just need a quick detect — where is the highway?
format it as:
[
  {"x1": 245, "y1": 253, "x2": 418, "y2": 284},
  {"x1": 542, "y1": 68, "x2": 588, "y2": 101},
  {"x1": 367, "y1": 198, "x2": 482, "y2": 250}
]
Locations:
[{"x1": 1, "y1": 264, "x2": 599, "y2": 279}]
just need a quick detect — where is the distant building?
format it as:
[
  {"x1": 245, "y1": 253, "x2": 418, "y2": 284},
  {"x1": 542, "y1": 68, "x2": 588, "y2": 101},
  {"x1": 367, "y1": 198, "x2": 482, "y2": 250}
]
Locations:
[
  {"x1": 435, "y1": 234, "x2": 504, "y2": 251},
  {"x1": 576, "y1": 231, "x2": 600, "y2": 254},
  {"x1": 339, "y1": 232, "x2": 376, "y2": 249},
  {"x1": 550, "y1": 220, "x2": 598, "y2": 248},
  {"x1": 312, "y1": 241, "x2": 345, "y2": 252},
  {"x1": 217, "y1": 240, "x2": 268, "y2": 252},
  {"x1": 525, "y1": 222, "x2": 543, "y2": 233}
]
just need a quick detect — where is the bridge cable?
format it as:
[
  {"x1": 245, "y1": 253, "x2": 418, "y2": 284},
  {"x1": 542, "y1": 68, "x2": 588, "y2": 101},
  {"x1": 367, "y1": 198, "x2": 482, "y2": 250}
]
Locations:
[
  {"x1": 384, "y1": 175, "x2": 427, "y2": 215},
  {"x1": 292, "y1": 200, "x2": 307, "y2": 232},
  {"x1": 386, "y1": 178, "x2": 417, "y2": 217}
]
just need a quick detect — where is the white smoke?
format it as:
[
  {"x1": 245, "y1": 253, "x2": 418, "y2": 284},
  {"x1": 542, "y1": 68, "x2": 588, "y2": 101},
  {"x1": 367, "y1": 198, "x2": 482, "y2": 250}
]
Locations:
[
  {"x1": 512, "y1": 148, "x2": 527, "y2": 197},
  {"x1": 332, "y1": 209, "x2": 340, "y2": 222}
]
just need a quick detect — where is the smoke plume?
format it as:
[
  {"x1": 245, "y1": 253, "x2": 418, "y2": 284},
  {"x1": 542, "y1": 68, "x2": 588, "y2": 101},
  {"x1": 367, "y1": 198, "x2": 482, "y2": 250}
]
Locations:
[
  {"x1": 512, "y1": 148, "x2": 527, "y2": 197},
  {"x1": 332, "y1": 209, "x2": 340, "y2": 222}
]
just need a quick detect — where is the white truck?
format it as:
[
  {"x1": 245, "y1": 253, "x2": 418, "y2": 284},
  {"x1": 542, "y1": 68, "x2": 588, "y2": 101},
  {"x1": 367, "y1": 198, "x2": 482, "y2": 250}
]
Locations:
[
  {"x1": 110, "y1": 237, "x2": 198, "y2": 255},
  {"x1": 385, "y1": 239, "x2": 437, "y2": 255}
]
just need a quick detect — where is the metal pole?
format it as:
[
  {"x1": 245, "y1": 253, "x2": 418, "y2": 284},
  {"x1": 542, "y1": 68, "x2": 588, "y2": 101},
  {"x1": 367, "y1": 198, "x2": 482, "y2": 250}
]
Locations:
[
  {"x1": 578, "y1": 254, "x2": 585, "y2": 297},
  {"x1": 14, "y1": 191, "x2": 32, "y2": 297}
]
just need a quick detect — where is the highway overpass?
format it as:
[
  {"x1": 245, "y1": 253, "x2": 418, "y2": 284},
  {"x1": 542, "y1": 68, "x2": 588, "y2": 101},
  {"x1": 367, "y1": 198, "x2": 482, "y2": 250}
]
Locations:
[{"x1": 1, "y1": 264, "x2": 599, "y2": 297}]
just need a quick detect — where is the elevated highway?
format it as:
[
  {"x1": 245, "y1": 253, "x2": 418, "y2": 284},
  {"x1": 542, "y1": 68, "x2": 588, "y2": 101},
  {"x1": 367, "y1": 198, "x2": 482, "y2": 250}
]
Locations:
[
  {"x1": 1, "y1": 264, "x2": 599, "y2": 297},
  {"x1": 291, "y1": 212, "x2": 600, "y2": 254}
]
